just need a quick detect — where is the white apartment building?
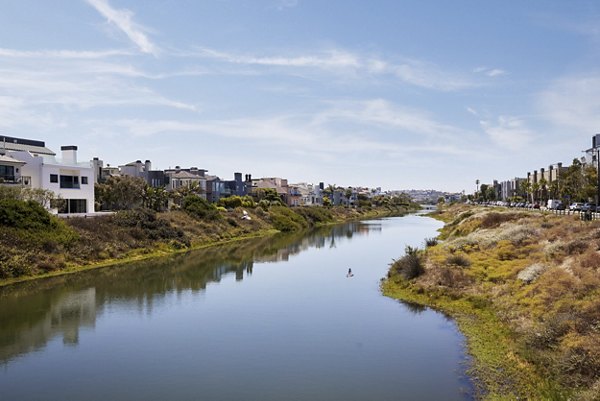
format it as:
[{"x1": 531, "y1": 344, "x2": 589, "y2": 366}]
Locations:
[{"x1": 1, "y1": 136, "x2": 95, "y2": 214}]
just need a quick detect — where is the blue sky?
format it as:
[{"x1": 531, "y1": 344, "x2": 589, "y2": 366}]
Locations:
[{"x1": 2, "y1": 0, "x2": 600, "y2": 192}]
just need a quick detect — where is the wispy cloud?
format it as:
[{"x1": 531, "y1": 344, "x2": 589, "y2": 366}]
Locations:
[
  {"x1": 313, "y1": 99, "x2": 464, "y2": 138},
  {"x1": 537, "y1": 74, "x2": 600, "y2": 134},
  {"x1": 86, "y1": 0, "x2": 159, "y2": 56},
  {"x1": 193, "y1": 47, "x2": 360, "y2": 70},
  {"x1": 190, "y1": 46, "x2": 475, "y2": 91},
  {"x1": 91, "y1": 99, "x2": 477, "y2": 161},
  {"x1": 480, "y1": 116, "x2": 535, "y2": 150},
  {"x1": 0, "y1": 48, "x2": 133, "y2": 59},
  {"x1": 474, "y1": 66, "x2": 506, "y2": 77}
]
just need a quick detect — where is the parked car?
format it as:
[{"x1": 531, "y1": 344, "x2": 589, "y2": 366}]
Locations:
[
  {"x1": 547, "y1": 199, "x2": 562, "y2": 210},
  {"x1": 570, "y1": 202, "x2": 584, "y2": 211},
  {"x1": 582, "y1": 203, "x2": 593, "y2": 212}
]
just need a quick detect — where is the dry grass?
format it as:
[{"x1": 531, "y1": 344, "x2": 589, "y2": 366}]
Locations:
[{"x1": 393, "y1": 205, "x2": 600, "y2": 399}]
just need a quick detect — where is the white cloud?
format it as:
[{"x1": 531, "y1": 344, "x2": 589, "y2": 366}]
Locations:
[
  {"x1": 191, "y1": 46, "x2": 474, "y2": 91},
  {"x1": 473, "y1": 66, "x2": 506, "y2": 77},
  {"x1": 92, "y1": 99, "x2": 477, "y2": 161},
  {"x1": 194, "y1": 47, "x2": 360, "y2": 70},
  {"x1": 314, "y1": 99, "x2": 463, "y2": 138},
  {"x1": 466, "y1": 107, "x2": 478, "y2": 116},
  {"x1": 0, "y1": 48, "x2": 132, "y2": 59},
  {"x1": 86, "y1": 0, "x2": 159, "y2": 56},
  {"x1": 393, "y1": 60, "x2": 472, "y2": 91},
  {"x1": 480, "y1": 116, "x2": 535, "y2": 151},
  {"x1": 537, "y1": 74, "x2": 600, "y2": 134}
]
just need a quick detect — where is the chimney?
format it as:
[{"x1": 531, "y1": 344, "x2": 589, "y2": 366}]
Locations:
[
  {"x1": 145, "y1": 160, "x2": 151, "y2": 172},
  {"x1": 61, "y1": 146, "x2": 77, "y2": 164}
]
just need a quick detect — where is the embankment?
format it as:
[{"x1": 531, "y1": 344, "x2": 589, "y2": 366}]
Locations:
[
  {"x1": 383, "y1": 205, "x2": 600, "y2": 401},
  {"x1": 0, "y1": 203, "x2": 414, "y2": 286}
]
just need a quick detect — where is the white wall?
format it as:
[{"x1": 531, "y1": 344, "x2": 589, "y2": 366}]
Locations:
[{"x1": 10, "y1": 151, "x2": 95, "y2": 214}]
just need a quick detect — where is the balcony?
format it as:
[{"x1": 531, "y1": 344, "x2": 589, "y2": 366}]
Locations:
[{"x1": 0, "y1": 175, "x2": 32, "y2": 187}]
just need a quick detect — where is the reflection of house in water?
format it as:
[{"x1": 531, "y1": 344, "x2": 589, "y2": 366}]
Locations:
[{"x1": 0, "y1": 288, "x2": 96, "y2": 363}]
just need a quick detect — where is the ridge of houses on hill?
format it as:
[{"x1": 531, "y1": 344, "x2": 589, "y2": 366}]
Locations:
[{"x1": 0, "y1": 135, "x2": 398, "y2": 215}]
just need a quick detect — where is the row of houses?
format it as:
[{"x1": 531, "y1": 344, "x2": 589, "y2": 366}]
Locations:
[
  {"x1": 489, "y1": 135, "x2": 599, "y2": 202},
  {"x1": 0, "y1": 135, "x2": 385, "y2": 214}
]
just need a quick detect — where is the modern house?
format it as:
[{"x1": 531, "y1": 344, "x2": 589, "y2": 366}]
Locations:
[
  {"x1": 1, "y1": 136, "x2": 95, "y2": 214},
  {"x1": 251, "y1": 177, "x2": 290, "y2": 204},
  {"x1": 292, "y1": 182, "x2": 323, "y2": 206},
  {"x1": 117, "y1": 159, "x2": 167, "y2": 188},
  {"x1": 164, "y1": 166, "x2": 207, "y2": 197}
]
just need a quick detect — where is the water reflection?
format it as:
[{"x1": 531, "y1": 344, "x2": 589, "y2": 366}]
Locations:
[{"x1": 0, "y1": 221, "x2": 377, "y2": 365}]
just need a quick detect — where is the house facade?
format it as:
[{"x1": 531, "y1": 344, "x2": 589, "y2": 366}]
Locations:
[{"x1": 2, "y1": 136, "x2": 95, "y2": 214}]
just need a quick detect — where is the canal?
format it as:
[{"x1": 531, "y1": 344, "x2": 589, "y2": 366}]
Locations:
[{"x1": 0, "y1": 215, "x2": 472, "y2": 401}]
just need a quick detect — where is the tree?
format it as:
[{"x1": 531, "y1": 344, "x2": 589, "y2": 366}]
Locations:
[
  {"x1": 538, "y1": 177, "x2": 548, "y2": 203},
  {"x1": 479, "y1": 184, "x2": 489, "y2": 201},
  {"x1": 560, "y1": 159, "x2": 587, "y2": 202},
  {"x1": 254, "y1": 188, "x2": 283, "y2": 206},
  {"x1": 531, "y1": 182, "x2": 540, "y2": 203},
  {"x1": 485, "y1": 186, "x2": 497, "y2": 202},
  {"x1": 95, "y1": 176, "x2": 146, "y2": 210},
  {"x1": 520, "y1": 181, "x2": 531, "y2": 202},
  {"x1": 143, "y1": 186, "x2": 169, "y2": 212},
  {"x1": 344, "y1": 188, "x2": 353, "y2": 207}
]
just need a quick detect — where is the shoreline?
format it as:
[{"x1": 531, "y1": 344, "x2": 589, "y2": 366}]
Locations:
[
  {"x1": 1, "y1": 207, "x2": 411, "y2": 288},
  {"x1": 381, "y1": 206, "x2": 583, "y2": 400}
]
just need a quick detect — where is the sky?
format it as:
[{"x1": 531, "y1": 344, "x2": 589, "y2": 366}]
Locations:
[{"x1": 2, "y1": 0, "x2": 600, "y2": 192}]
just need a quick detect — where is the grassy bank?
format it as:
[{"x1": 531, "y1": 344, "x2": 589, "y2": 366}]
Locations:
[
  {"x1": 383, "y1": 205, "x2": 600, "y2": 401},
  {"x1": 0, "y1": 202, "x2": 415, "y2": 286}
]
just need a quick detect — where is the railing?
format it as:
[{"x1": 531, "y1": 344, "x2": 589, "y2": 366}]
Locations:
[
  {"x1": 485, "y1": 203, "x2": 600, "y2": 221},
  {"x1": 0, "y1": 176, "x2": 32, "y2": 187}
]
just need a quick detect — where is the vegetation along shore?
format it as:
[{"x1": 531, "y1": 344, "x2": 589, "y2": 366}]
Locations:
[
  {"x1": 383, "y1": 204, "x2": 600, "y2": 400},
  {"x1": 0, "y1": 187, "x2": 419, "y2": 287}
]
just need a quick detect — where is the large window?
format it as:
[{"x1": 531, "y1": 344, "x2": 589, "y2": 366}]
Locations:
[
  {"x1": 60, "y1": 175, "x2": 80, "y2": 189},
  {"x1": 0, "y1": 165, "x2": 15, "y2": 181},
  {"x1": 54, "y1": 199, "x2": 87, "y2": 214}
]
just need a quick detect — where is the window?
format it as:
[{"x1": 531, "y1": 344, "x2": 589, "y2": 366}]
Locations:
[
  {"x1": 81, "y1": 176, "x2": 88, "y2": 185},
  {"x1": 0, "y1": 165, "x2": 15, "y2": 182},
  {"x1": 50, "y1": 174, "x2": 58, "y2": 183},
  {"x1": 60, "y1": 175, "x2": 80, "y2": 189}
]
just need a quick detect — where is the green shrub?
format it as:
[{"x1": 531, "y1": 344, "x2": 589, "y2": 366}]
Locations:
[
  {"x1": 294, "y1": 207, "x2": 334, "y2": 225},
  {"x1": 0, "y1": 199, "x2": 56, "y2": 230},
  {"x1": 390, "y1": 246, "x2": 424, "y2": 280},
  {"x1": 113, "y1": 208, "x2": 189, "y2": 246},
  {"x1": 182, "y1": 195, "x2": 221, "y2": 221},
  {"x1": 446, "y1": 254, "x2": 471, "y2": 267},
  {"x1": 268, "y1": 206, "x2": 309, "y2": 232},
  {"x1": 424, "y1": 237, "x2": 439, "y2": 247}
]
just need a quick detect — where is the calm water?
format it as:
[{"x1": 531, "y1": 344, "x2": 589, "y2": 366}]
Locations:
[{"x1": 0, "y1": 215, "x2": 472, "y2": 401}]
